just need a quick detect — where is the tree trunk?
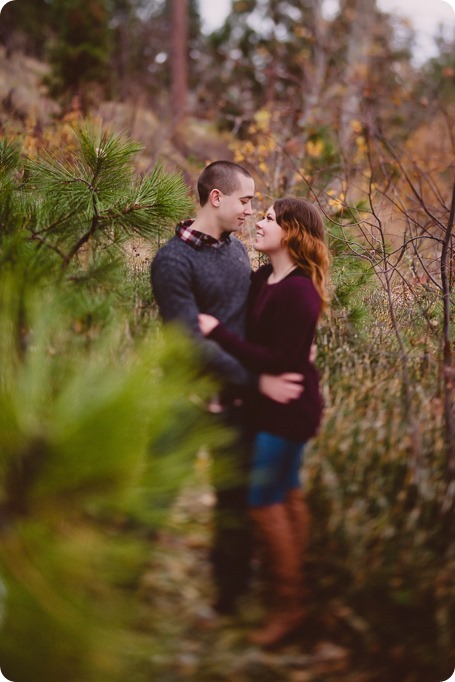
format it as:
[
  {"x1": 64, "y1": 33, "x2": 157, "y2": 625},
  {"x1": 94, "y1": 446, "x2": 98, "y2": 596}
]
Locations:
[
  {"x1": 286, "y1": 0, "x2": 328, "y2": 192},
  {"x1": 339, "y1": 0, "x2": 376, "y2": 155},
  {"x1": 118, "y1": 11, "x2": 130, "y2": 102},
  {"x1": 300, "y1": 0, "x2": 328, "y2": 130},
  {"x1": 170, "y1": 0, "x2": 188, "y2": 125}
]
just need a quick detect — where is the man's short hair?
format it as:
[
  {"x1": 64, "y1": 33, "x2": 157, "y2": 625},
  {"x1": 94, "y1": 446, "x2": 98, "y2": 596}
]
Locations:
[{"x1": 197, "y1": 161, "x2": 253, "y2": 206}]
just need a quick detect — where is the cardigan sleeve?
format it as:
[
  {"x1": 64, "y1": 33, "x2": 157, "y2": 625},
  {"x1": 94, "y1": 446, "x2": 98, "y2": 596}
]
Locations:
[{"x1": 208, "y1": 277, "x2": 320, "y2": 375}]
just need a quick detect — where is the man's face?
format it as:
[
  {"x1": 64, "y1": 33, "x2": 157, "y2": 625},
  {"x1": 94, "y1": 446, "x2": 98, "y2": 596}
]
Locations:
[{"x1": 216, "y1": 174, "x2": 255, "y2": 233}]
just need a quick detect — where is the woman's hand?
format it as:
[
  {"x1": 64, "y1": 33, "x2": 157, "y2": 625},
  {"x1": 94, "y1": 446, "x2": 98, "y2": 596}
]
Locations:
[
  {"x1": 259, "y1": 373, "x2": 304, "y2": 403},
  {"x1": 198, "y1": 313, "x2": 220, "y2": 336}
]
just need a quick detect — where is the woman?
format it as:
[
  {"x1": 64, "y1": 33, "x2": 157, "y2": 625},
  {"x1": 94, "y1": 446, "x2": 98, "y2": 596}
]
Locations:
[{"x1": 198, "y1": 197, "x2": 330, "y2": 647}]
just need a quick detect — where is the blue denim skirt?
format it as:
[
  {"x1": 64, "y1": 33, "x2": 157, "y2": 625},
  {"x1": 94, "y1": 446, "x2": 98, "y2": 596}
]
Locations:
[{"x1": 248, "y1": 431, "x2": 306, "y2": 507}]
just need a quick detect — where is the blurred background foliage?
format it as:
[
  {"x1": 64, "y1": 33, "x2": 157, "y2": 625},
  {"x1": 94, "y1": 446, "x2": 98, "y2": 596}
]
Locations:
[
  {"x1": 0, "y1": 1, "x2": 454, "y2": 680},
  {"x1": 0, "y1": 126, "x2": 228, "y2": 681}
]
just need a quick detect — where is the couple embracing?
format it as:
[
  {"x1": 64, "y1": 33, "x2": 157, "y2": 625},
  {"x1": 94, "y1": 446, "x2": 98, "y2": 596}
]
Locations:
[{"x1": 151, "y1": 161, "x2": 329, "y2": 647}]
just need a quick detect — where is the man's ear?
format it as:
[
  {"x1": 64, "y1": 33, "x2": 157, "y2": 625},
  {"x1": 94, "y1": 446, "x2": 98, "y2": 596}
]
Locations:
[{"x1": 209, "y1": 189, "x2": 222, "y2": 207}]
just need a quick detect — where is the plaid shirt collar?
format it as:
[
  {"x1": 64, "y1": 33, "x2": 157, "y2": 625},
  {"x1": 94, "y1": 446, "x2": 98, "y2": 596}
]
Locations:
[{"x1": 175, "y1": 219, "x2": 231, "y2": 250}]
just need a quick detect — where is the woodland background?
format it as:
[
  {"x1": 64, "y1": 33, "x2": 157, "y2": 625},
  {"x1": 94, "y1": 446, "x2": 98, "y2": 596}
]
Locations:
[{"x1": 0, "y1": 1, "x2": 454, "y2": 681}]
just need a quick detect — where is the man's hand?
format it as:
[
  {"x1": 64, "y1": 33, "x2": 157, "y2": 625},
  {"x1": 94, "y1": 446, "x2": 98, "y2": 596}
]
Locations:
[
  {"x1": 259, "y1": 373, "x2": 304, "y2": 404},
  {"x1": 198, "y1": 313, "x2": 220, "y2": 336}
]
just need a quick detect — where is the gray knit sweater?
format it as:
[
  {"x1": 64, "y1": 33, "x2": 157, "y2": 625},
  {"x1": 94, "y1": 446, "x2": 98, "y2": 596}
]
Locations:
[{"x1": 151, "y1": 232, "x2": 253, "y2": 390}]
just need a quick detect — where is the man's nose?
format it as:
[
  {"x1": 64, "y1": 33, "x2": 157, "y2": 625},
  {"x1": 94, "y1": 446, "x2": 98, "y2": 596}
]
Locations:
[{"x1": 244, "y1": 201, "x2": 253, "y2": 215}]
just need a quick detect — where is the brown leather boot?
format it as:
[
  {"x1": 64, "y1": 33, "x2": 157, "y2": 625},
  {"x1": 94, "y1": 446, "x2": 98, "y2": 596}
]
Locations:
[
  {"x1": 284, "y1": 488, "x2": 310, "y2": 565},
  {"x1": 249, "y1": 503, "x2": 305, "y2": 647}
]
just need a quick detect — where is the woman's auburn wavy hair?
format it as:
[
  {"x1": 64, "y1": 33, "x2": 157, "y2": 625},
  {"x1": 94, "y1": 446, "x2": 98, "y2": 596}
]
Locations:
[{"x1": 274, "y1": 197, "x2": 330, "y2": 311}]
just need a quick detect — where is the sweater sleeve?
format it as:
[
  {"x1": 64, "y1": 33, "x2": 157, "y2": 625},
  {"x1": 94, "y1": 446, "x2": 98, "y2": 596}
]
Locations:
[
  {"x1": 151, "y1": 246, "x2": 252, "y2": 388},
  {"x1": 208, "y1": 278, "x2": 320, "y2": 375}
]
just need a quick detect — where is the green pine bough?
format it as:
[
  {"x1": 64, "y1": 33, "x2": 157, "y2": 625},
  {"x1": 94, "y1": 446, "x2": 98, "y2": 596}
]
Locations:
[{"x1": 0, "y1": 124, "x2": 225, "y2": 682}]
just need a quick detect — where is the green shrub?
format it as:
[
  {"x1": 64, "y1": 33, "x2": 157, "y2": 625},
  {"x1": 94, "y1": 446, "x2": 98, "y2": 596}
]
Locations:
[{"x1": 306, "y1": 288, "x2": 453, "y2": 679}]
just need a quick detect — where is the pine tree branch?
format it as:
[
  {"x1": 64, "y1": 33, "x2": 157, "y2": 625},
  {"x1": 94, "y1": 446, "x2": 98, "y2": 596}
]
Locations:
[
  {"x1": 63, "y1": 177, "x2": 95, "y2": 191},
  {"x1": 62, "y1": 215, "x2": 99, "y2": 269},
  {"x1": 29, "y1": 233, "x2": 66, "y2": 260},
  {"x1": 32, "y1": 209, "x2": 81, "y2": 236}
]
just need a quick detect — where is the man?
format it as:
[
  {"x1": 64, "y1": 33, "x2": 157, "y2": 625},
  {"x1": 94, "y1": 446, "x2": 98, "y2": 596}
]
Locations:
[{"x1": 151, "y1": 160, "x2": 302, "y2": 614}]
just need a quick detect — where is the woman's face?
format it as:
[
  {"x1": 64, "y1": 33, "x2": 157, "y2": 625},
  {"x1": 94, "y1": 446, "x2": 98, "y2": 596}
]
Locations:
[{"x1": 254, "y1": 205, "x2": 285, "y2": 254}]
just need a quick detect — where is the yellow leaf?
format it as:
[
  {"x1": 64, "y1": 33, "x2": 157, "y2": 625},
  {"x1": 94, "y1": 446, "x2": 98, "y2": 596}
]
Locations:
[
  {"x1": 305, "y1": 139, "x2": 325, "y2": 158},
  {"x1": 351, "y1": 119, "x2": 363, "y2": 133},
  {"x1": 254, "y1": 109, "x2": 271, "y2": 129}
]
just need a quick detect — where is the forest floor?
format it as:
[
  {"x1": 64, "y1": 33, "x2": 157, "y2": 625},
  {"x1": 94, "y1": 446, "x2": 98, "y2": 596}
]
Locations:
[{"x1": 136, "y1": 474, "x2": 398, "y2": 682}]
